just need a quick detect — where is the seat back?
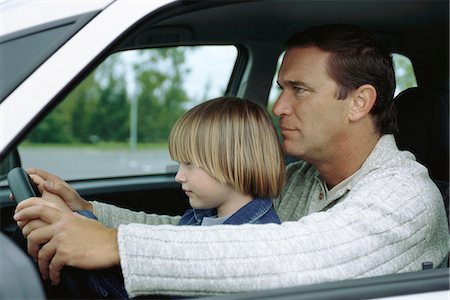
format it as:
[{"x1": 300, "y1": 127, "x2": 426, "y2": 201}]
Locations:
[
  {"x1": 394, "y1": 87, "x2": 449, "y2": 221},
  {"x1": 394, "y1": 87, "x2": 449, "y2": 181}
]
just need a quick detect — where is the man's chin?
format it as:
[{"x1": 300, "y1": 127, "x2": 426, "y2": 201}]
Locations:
[{"x1": 282, "y1": 141, "x2": 303, "y2": 159}]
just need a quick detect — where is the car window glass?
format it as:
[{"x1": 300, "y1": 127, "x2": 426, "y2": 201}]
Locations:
[
  {"x1": 17, "y1": 46, "x2": 238, "y2": 181},
  {"x1": 0, "y1": 25, "x2": 75, "y2": 102},
  {"x1": 391, "y1": 53, "x2": 418, "y2": 94}
]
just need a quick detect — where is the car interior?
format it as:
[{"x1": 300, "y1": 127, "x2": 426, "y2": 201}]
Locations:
[
  {"x1": 0, "y1": 0, "x2": 448, "y2": 299},
  {"x1": 395, "y1": 87, "x2": 449, "y2": 219}
]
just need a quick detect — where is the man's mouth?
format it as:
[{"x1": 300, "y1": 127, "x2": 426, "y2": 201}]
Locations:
[
  {"x1": 280, "y1": 126, "x2": 296, "y2": 132},
  {"x1": 279, "y1": 120, "x2": 295, "y2": 132}
]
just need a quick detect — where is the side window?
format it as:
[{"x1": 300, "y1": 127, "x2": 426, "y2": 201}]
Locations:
[
  {"x1": 268, "y1": 52, "x2": 418, "y2": 108},
  {"x1": 392, "y1": 53, "x2": 417, "y2": 95},
  {"x1": 18, "y1": 46, "x2": 238, "y2": 180}
]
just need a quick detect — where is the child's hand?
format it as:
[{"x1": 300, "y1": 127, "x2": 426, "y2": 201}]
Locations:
[{"x1": 27, "y1": 168, "x2": 93, "y2": 212}]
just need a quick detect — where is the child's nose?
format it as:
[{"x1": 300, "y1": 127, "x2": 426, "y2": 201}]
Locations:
[{"x1": 175, "y1": 168, "x2": 186, "y2": 183}]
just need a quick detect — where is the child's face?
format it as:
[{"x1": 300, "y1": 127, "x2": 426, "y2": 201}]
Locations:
[{"x1": 175, "y1": 163, "x2": 236, "y2": 212}]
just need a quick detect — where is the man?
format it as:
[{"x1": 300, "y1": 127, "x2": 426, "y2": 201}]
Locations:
[{"x1": 14, "y1": 24, "x2": 448, "y2": 298}]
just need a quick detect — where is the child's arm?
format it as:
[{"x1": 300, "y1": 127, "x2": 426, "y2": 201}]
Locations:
[{"x1": 92, "y1": 201, "x2": 181, "y2": 228}]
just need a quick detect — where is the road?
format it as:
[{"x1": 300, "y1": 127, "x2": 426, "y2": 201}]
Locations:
[{"x1": 17, "y1": 147, "x2": 178, "y2": 180}]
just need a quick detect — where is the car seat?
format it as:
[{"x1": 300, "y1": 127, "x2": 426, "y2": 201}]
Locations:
[
  {"x1": 394, "y1": 86, "x2": 449, "y2": 225},
  {"x1": 0, "y1": 232, "x2": 45, "y2": 299}
]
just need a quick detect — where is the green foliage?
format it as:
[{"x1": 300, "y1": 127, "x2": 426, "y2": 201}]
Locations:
[
  {"x1": 26, "y1": 47, "x2": 191, "y2": 144},
  {"x1": 89, "y1": 75, "x2": 130, "y2": 142},
  {"x1": 392, "y1": 54, "x2": 417, "y2": 94},
  {"x1": 27, "y1": 104, "x2": 74, "y2": 143},
  {"x1": 134, "y1": 48, "x2": 190, "y2": 142}
]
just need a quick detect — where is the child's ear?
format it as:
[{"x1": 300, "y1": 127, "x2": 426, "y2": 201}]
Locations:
[{"x1": 348, "y1": 84, "x2": 377, "y2": 122}]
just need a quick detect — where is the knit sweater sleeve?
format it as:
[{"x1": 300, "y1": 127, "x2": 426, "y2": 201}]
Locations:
[
  {"x1": 117, "y1": 169, "x2": 448, "y2": 297},
  {"x1": 92, "y1": 201, "x2": 180, "y2": 228}
]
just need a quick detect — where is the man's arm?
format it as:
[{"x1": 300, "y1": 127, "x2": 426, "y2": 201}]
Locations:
[
  {"x1": 117, "y1": 173, "x2": 448, "y2": 297},
  {"x1": 14, "y1": 170, "x2": 447, "y2": 296}
]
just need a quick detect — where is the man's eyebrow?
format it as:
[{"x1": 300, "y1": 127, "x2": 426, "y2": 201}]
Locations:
[
  {"x1": 287, "y1": 80, "x2": 305, "y2": 86},
  {"x1": 284, "y1": 80, "x2": 314, "y2": 91}
]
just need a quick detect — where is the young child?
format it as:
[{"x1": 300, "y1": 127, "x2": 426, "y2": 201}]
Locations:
[
  {"x1": 79, "y1": 96, "x2": 285, "y2": 299},
  {"x1": 169, "y1": 96, "x2": 285, "y2": 226}
]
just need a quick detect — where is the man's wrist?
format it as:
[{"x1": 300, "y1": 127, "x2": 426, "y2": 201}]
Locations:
[
  {"x1": 108, "y1": 228, "x2": 120, "y2": 266},
  {"x1": 83, "y1": 201, "x2": 94, "y2": 213}
]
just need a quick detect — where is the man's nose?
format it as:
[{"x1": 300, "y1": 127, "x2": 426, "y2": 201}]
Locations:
[{"x1": 272, "y1": 92, "x2": 290, "y2": 117}]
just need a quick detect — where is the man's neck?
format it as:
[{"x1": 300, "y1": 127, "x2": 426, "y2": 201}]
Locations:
[{"x1": 315, "y1": 132, "x2": 380, "y2": 188}]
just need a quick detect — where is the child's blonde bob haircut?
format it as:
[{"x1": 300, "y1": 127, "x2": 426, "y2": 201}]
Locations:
[{"x1": 169, "y1": 97, "x2": 285, "y2": 199}]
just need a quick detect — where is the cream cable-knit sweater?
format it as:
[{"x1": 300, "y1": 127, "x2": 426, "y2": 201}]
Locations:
[{"x1": 93, "y1": 135, "x2": 448, "y2": 297}]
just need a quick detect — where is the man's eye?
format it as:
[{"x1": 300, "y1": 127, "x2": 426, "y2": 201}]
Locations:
[{"x1": 293, "y1": 86, "x2": 305, "y2": 93}]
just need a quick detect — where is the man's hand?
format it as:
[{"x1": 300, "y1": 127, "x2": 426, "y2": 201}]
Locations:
[
  {"x1": 14, "y1": 199, "x2": 119, "y2": 286},
  {"x1": 14, "y1": 183, "x2": 72, "y2": 230},
  {"x1": 27, "y1": 168, "x2": 93, "y2": 212}
]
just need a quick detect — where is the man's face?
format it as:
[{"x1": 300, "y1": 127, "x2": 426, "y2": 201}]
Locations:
[{"x1": 272, "y1": 46, "x2": 352, "y2": 163}]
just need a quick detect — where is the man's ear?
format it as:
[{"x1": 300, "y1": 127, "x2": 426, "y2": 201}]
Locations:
[{"x1": 348, "y1": 84, "x2": 377, "y2": 122}]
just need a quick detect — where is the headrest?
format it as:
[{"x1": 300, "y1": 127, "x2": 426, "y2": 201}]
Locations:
[{"x1": 394, "y1": 87, "x2": 449, "y2": 181}]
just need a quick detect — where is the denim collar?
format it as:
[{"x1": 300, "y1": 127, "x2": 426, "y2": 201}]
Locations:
[
  {"x1": 192, "y1": 208, "x2": 218, "y2": 223},
  {"x1": 192, "y1": 197, "x2": 273, "y2": 225}
]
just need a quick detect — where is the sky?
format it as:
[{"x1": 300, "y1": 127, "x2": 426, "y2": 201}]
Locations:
[
  {"x1": 118, "y1": 45, "x2": 238, "y2": 105},
  {"x1": 182, "y1": 46, "x2": 238, "y2": 101}
]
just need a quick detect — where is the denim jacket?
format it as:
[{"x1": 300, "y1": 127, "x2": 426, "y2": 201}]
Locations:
[{"x1": 178, "y1": 197, "x2": 281, "y2": 225}]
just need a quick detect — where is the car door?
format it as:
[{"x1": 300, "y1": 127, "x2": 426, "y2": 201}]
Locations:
[{"x1": 0, "y1": 0, "x2": 241, "y2": 235}]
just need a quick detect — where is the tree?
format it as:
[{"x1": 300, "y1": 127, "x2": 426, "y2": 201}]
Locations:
[
  {"x1": 70, "y1": 73, "x2": 101, "y2": 143},
  {"x1": 26, "y1": 47, "x2": 191, "y2": 145},
  {"x1": 393, "y1": 54, "x2": 417, "y2": 95},
  {"x1": 26, "y1": 104, "x2": 74, "y2": 143},
  {"x1": 133, "y1": 48, "x2": 191, "y2": 143},
  {"x1": 88, "y1": 55, "x2": 130, "y2": 142}
]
